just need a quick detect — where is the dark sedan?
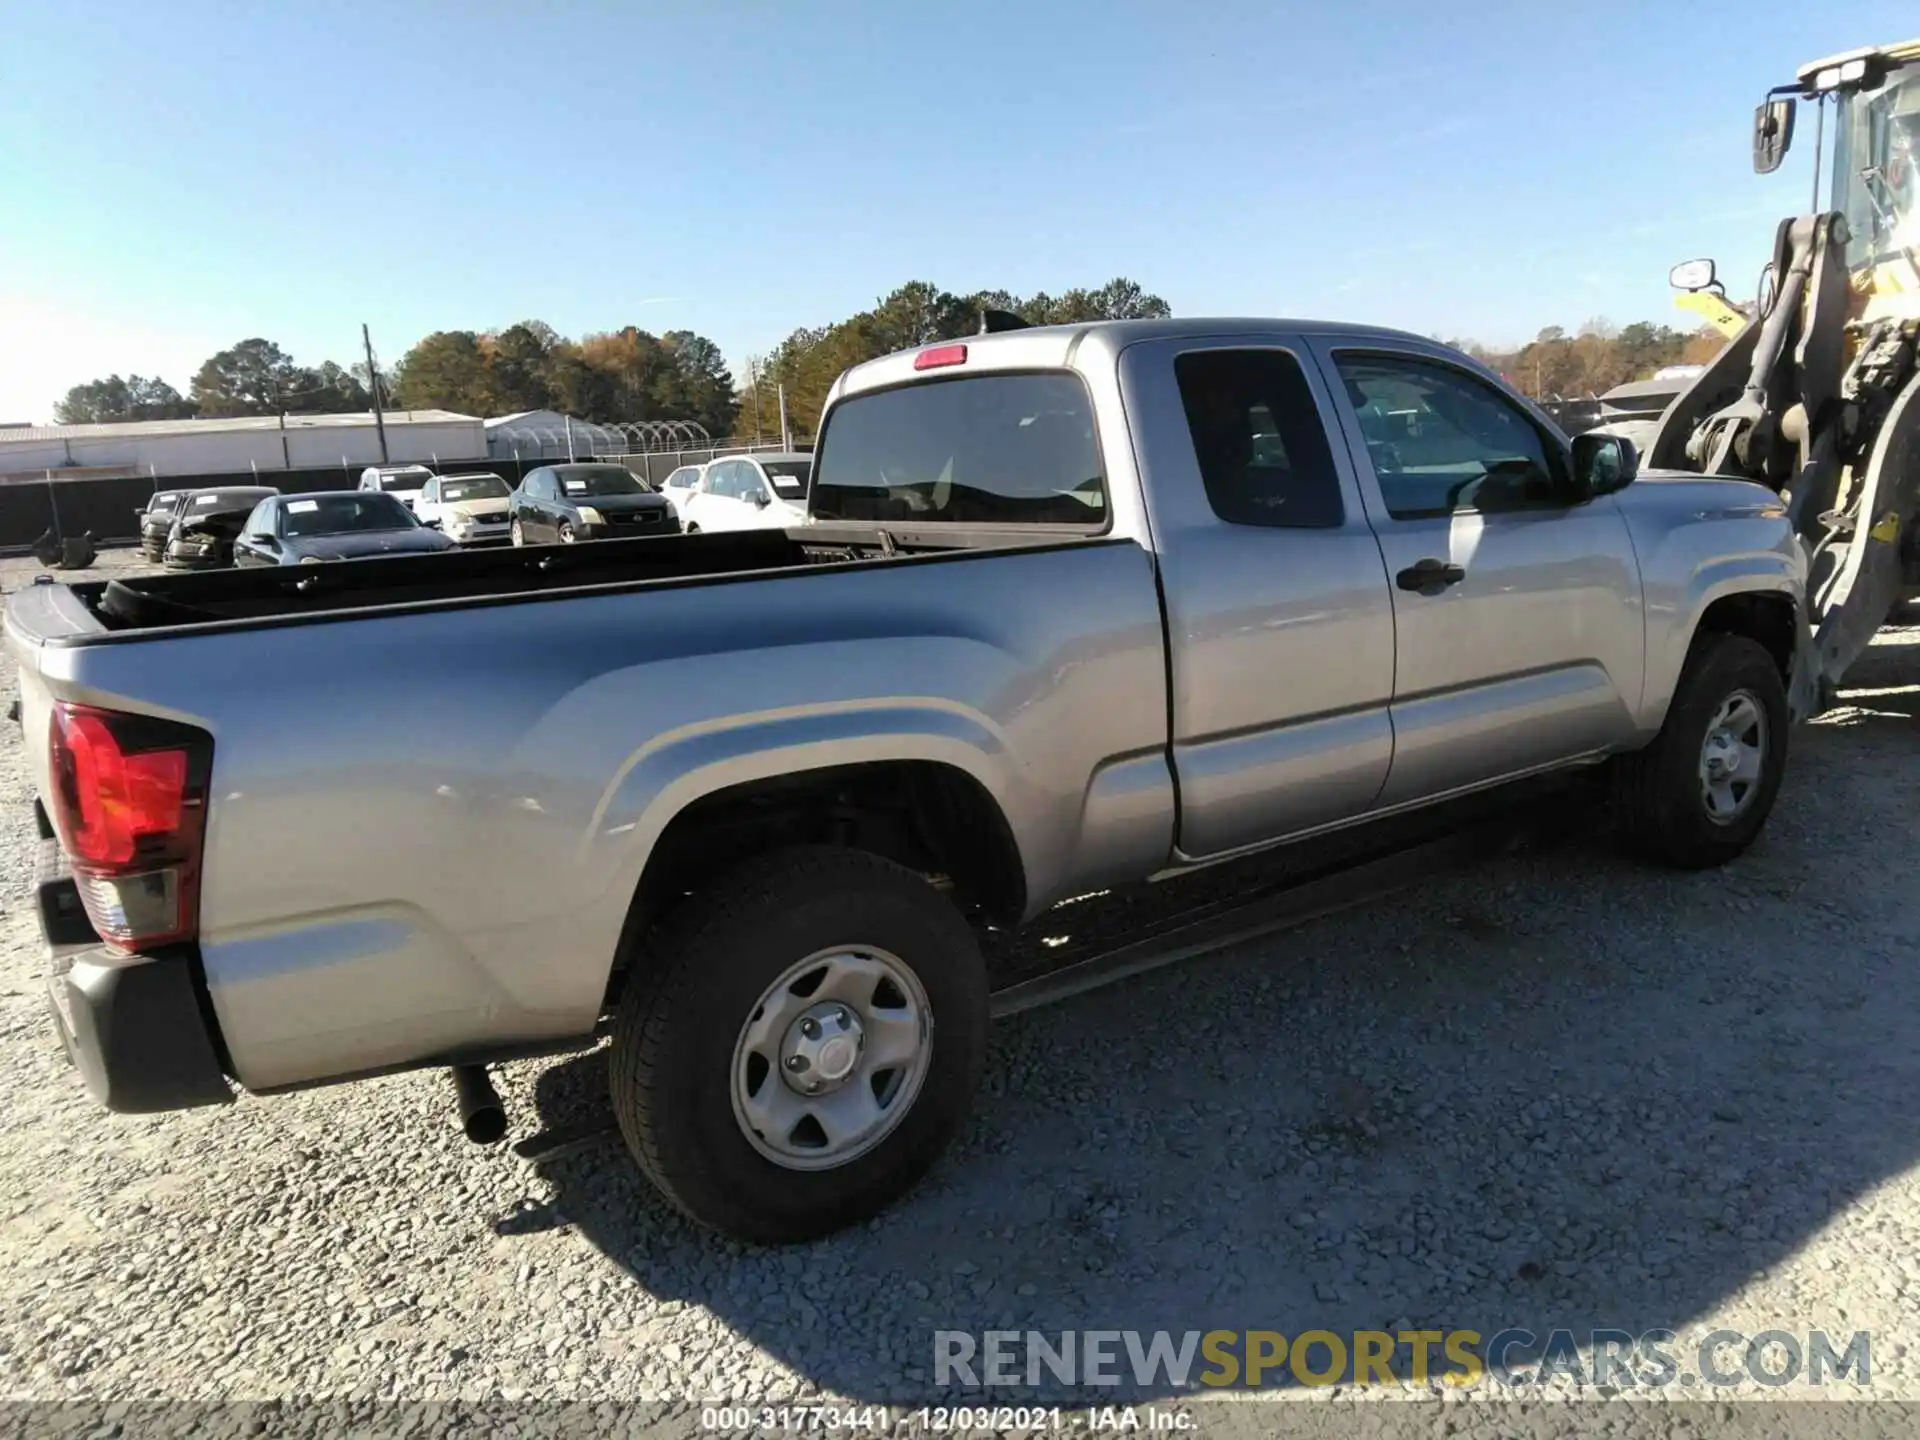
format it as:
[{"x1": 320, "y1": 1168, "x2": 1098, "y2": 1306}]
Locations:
[
  {"x1": 163, "y1": 486, "x2": 280, "y2": 569},
  {"x1": 231, "y1": 491, "x2": 459, "y2": 567},
  {"x1": 138, "y1": 489, "x2": 194, "y2": 561},
  {"x1": 508, "y1": 463, "x2": 678, "y2": 545}
]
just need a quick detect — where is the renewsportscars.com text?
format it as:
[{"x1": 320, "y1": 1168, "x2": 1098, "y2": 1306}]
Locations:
[{"x1": 934, "y1": 1328, "x2": 1870, "y2": 1390}]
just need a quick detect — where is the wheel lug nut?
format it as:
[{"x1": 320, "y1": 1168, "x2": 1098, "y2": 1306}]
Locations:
[
  {"x1": 800, "y1": 1018, "x2": 820, "y2": 1039},
  {"x1": 834, "y1": 1008, "x2": 850, "y2": 1027},
  {"x1": 785, "y1": 1055, "x2": 808, "y2": 1072}
]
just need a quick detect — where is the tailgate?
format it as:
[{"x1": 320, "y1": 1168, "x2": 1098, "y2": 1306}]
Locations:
[{"x1": 5, "y1": 578, "x2": 111, "y2": 810}]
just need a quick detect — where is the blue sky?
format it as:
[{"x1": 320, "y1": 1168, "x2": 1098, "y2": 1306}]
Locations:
[{"x1": 2, "y1": 0, "x2": 1913, "y2": 422}]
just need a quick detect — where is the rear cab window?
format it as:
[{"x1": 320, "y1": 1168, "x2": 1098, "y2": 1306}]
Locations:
[
  {"x1": 1173, "y1": 349, "x2": 1344, "y2": 529},
  {"x1": 811, "y1": 372, "x2": 1106, "y2": 527}
]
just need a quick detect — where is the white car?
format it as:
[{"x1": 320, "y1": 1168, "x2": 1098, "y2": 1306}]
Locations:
[
  {"x1": 676, "y1": 453, "x2": 812, "y2": 534},
  {"x1": 414, "y1": 472, "x2": 514, "y2": 545},
  {"x1": 357, "y1": 464, "x2": 435, "y2": 515},
  {"x1": 658, "y1": 463, "x2": 707, "y2": 517}
]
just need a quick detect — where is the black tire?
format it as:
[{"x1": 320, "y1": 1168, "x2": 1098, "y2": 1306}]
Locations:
[
  {"x1": 684, "y1": 523, "x2": 700, "y2": 534},
  {"x1": 557, "y1": 520, "x2": 577, "y2": 544},
  {"x1": 509, "y1": 518, "x2": 524, "y2": 547},
  {"x1": 1613, "y1": 632, "x2": 1789, "y2": 869},
  {"x1": 609, "y1": 845, "x2": 989, "y2": 1244}
]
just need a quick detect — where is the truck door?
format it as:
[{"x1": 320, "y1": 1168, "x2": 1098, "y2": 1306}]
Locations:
[
  {"x1": 1120, "y1": 336, "x2": 1398, "y2": 860},
  {"x1": 1306, "y1": 339, "x2": 1645, "y2": 806}
]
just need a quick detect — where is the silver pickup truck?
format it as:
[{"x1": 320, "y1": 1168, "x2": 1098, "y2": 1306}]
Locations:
[{"x1": 8, "y1": 318, "x2": 1815, "y2": 1244}]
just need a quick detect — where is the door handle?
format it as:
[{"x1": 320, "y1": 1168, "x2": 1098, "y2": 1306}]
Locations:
[{"x1": 1395, "y1": 557, "x2": 1467, "y2": 591}]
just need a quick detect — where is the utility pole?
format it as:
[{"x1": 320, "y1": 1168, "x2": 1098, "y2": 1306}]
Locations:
[
  {"x1": 748, "y1": 358, "x2": 763, "y2": 446},
  {"x1": 777, "y1": 383, "x2": 792, "y2": 451},
  {"x1": 363, "y1": 323, "x2": 390, "y2": 463}
]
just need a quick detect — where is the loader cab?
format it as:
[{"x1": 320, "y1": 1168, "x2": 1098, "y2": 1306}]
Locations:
[{"x1": 1749, "y1": 40, "x2": 1920, "y2": 299}]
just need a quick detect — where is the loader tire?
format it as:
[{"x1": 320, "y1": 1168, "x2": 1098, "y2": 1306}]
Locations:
[
  {"x1": 608, "y1": 845, "x2": 988, "y2": 1245},
  {"x1": 1613, "y1": 632, "x2": 1788, "y2": 870}
]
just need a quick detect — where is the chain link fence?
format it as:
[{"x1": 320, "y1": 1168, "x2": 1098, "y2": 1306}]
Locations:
[{"x1": 485, "y1": 421, "x2": 808, "y2": 487}]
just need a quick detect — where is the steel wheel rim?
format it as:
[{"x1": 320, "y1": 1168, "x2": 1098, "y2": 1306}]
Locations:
[
  {"x1": 510, "y1": 520, "x2": 523, "y2": 547},
  {"x1": 730, "y1": 945, "x2": 933, "y2": 1172},
  {"x1": 559, "y1": 523, "x2": 576, "y2": 543},
  {"x1": 1698, "y1": 687, "x2": 1767, "y2": 825}
]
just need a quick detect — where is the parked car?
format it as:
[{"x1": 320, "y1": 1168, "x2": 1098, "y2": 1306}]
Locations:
[
  {"x1": 137, "y1": 490, "x2": 194, "y2": 561},
  {"x1": 508, "y1": 462, "x2": 679, "y2": 544},
  {"x1": 161, "y1": 486, "x2": 280, "y2": 569},
  {"x1": 357, "y1": 464, "x2": 435, "y2": 514},
  {"x1": 414, "y1": 472, "x2": 513, "y2": 545},
  {"x1": 675, "y1": 453, "x2": 812, "y2": 533},
  {"x1": 11, "y1": 317, "x2": 1816, "y2": 1247},
  {"x1": 658, "y1": 463, "x2": 707, "y2": 517},
  {"x1": 231, "y1": 491, "x2": 459, "y2": 567}
]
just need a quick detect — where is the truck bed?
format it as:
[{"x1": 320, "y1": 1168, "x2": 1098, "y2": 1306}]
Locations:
[{"x1": 25, "y1": 525, "x2": 1083, "y2": 641}]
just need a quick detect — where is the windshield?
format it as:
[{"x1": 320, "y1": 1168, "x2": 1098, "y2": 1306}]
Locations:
[
  {"x1": 439, "y1": 475, "x2": 509, "y2": 502},
  {"x1": 761, "y1": 460, "x2": 813, "y2": 500},
  {"x1": 378, "y1": 471, "x2": 430, "y2": 492},
  {"x1": 811, "y1": 373, "x2": 1106, "y2": 526},
  {"x1": 282, "y1": 493, "x2": 417, "y2": 536},
  {"x1": 147, "y1": 492, "x2": 184, "y2": 513},
  {"x1": 558, "y1": 465, "x2": 649, "y2": 497},
  {"x1": 1832, "y1": 65, "x2": 1920, "y2": 270},
  {"x1": 190, "y1": 490, "x2": 271, "y2": 512}
]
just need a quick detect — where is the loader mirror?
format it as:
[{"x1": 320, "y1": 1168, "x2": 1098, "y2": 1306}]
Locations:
[
  {"x1": 1669, "y1": 258, "x2": 1718, "y2": 293},
  {"x1": 1573, "y1": 432, "x2": 1639, "y2": 498},
  {"x1": 1753, "y1": 97, "x2": 1795, "y2": 174}
]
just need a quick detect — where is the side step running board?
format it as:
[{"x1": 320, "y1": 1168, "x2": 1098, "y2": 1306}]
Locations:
[{"x1": 989, "y1": 811, "x2": 1558, "y2": 1018}]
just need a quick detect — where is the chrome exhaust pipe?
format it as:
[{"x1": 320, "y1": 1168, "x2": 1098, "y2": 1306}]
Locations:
[{"x1": 450, "y1": 1064, "x2": 507, "y2": 1144}]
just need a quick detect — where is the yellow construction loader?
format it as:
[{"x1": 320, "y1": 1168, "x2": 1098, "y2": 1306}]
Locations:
[{"x1": 1649, "y1": 37, "x2": 1920, "y2": 700}]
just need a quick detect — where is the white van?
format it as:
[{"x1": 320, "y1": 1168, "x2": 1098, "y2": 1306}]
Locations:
[{"x1": 357, "y1": 464, "x2": 435, "y2": 514}]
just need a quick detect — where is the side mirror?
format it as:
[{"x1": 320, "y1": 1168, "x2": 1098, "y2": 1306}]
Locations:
[
  {"x1": 749, "y1": 490, "x2": 771, "y2": 508},
  {"x1": 1573, "y1": 432, "x2": 1639, "y2": 498},
  {"x1": 422, "y1": 518, "x2": 443, "y2": 529},
  {"x1": 1753, "y1": 97, "x2": 1796, "y2": 174},
  {"x1": 1669, "y1": 257, "x2": 1718, "y2": 293}
]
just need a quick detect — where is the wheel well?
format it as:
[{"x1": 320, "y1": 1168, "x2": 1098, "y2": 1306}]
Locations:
[
  {"x1": 1697, "y1": 591, "x2": 1796, "y2": 679},
  {"x1": 615, "y1": 761, "x2": 1025, "y2": 982}
]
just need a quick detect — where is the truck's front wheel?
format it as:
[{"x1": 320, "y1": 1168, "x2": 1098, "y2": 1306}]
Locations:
[
  {"x1": 1613, "y1": 632, "x2": 1789, "y2": 869},
  {"x1": 609, "y1": 846, "x2": 988, "y2": 1244}
]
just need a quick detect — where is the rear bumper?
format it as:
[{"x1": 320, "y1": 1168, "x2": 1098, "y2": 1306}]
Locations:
[{"x1": 36, "y1": 835, "x2": 232, "y2": 1114}]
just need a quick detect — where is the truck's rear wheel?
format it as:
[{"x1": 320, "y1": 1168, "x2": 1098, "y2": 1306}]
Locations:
[
  {"x1": 1613, "y1": 633, "x2": 1789, "y2": 869},
  {"x1": 608, "y1": 846, "x2": 988, "y2": 1244}
]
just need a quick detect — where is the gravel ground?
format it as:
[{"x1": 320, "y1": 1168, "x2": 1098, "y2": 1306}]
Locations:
[{"x1": 1, "y1": 548, "x2": 1918, "y2": 1436}]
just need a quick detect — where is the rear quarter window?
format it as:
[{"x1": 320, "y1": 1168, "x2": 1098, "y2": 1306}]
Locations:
[{"x1": 811, "y1": 372, "x2": 1106, "y2": 527}]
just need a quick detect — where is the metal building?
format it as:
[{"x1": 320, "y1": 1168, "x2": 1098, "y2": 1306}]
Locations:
[{"x1": 0, "y1": 411, "x2": 486, "y2": 483}]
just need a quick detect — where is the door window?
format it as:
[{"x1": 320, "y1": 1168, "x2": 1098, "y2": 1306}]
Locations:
[
  {"x1": 1333, "y1": 353, "x2": 1570, "y2": 519},
  {"x1": 1173, "y1": 349, "x2": 1345, "y2": 528}
]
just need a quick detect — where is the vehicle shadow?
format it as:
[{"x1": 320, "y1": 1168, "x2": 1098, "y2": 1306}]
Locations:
[{"x1": 514, "y1": 671, "x2": 1920, "y2": 1406}]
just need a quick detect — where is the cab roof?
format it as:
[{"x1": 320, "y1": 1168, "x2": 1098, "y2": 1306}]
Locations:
[
  {"x1": 829, "y1": 316, "x2": 1438, "y2": 404},
  {"x1": 1796, "y1": 37, "x2": 1920, "y2": 88}
]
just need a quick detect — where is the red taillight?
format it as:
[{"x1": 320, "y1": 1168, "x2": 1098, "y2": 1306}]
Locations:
[
  {"x1": 48, "y1": 702, "x2": 210, "y2": 953},
  {"x1": 913, "y1": 344, "x2": 968, "y2": 370}
]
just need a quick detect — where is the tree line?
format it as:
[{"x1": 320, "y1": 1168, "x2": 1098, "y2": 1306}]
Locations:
[
  {"x1": 388, "y1": 322, "x2": 739, "y2": 439},
  {"x1": 54, "y1": 340, "x2": 378, "y2": 424},
  {"x1": 52, "y1": 288, "x2": 1725, "y2": 436},
  {"x1": 1450, "y1": 319, "x2": 1725, "y2": 401}
]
